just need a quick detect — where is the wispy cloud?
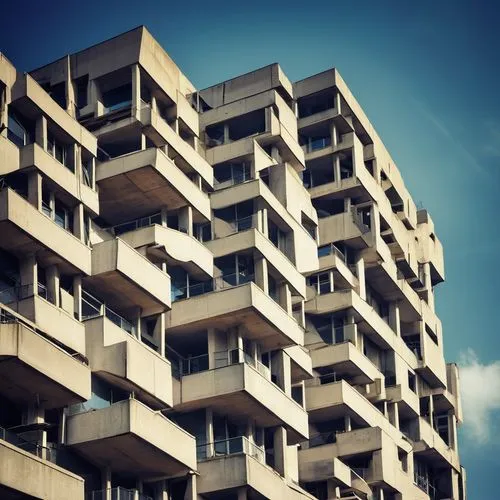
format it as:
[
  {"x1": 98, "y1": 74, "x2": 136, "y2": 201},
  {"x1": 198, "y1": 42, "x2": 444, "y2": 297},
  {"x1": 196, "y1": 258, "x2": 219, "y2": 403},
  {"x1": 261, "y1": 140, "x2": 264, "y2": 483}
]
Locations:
[
  {"x1": 411, "y1": 98, "x2": 487, "y2": 176},
  {"x1": 459, "y1": 348, "x2": 500, "y2": 444}
]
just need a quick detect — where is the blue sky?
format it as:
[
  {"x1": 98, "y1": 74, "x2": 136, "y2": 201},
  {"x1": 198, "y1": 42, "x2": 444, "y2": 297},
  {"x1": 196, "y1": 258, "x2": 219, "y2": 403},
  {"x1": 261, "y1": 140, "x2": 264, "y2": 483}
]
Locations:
[{"x1": 2, "y1": 0, "x2": 498, "y2": 496}]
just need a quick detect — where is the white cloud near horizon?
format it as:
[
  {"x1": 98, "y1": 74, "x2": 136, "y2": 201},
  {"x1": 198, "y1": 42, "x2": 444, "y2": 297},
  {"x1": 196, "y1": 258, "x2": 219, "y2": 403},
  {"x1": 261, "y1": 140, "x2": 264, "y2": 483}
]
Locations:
[{"x1": 459, "y1": 348, "x2": 500, "y2": 444}]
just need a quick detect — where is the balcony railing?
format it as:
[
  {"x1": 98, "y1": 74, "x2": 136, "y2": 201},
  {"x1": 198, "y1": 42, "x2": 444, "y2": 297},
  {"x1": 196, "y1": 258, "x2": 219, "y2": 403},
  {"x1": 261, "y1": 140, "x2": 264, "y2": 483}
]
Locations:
[
  {"x1": 197, "y1": 436, "x2": 265, "y2": 464},
  {"x1": 215, "y1": 214, "x2": 259, "y2": 238},
  {"x1": 172, "y1": 271, "x2": 255, "y2": 302},
  {"x1": 0, "y1": 425, "x2": 56, "y2": 463},
  {"x1": 214, "y1": 170, "x2": 252, "y2": 191},
  {"x1": 302, "y1": 136, "x2": 332, "y2": 153},
  {"x1": 174, "y1": 348, "x2": 271, "y2": 381},
  {"x1": 81, "y1": 289, "x2": 135, "y2": 336},
  {"x1": 87, "y1": 487, "x2": 152, "y2": 500},
  {"x1": 299, "y1": 430, "x2": 340, "y2": 450},
  {"x1": 214, "y1": 348, "x2": 271, "y2": 380},
  {"x1": 111, "y1": 213, "x2": 162, "y2": 236},
  {"x1": 103, "y1": 100, "x2": 132, "y2": 115},
  {"x1": 0, "y1": 282, "x2": 52, "y2": 305}
]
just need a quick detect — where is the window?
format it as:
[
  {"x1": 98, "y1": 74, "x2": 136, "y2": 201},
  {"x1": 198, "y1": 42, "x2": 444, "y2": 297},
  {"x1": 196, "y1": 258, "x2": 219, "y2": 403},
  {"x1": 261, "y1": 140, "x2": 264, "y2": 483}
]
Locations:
[
  {"x1": 82, "y1": 158, "x2": 93, "y2": 187},
  {"x1": 47, "y1": 133, "x2": 69, "y2": 169},
  {"x1": 75, "y1": 75, "x2": 89, "y2": 109},
  {"x1": 408, "y1": 371, "x2": 417, "y2": 394},
  {"x1": 398, "y1": 447, "x2": 408, "y2": 472},
  {"x1": 7, "y1": 111, "x2": 29, "y2": 148},
  {"x1": 102, "y1": 84, "x2": 132, "y2": 113},
  {"x1": 54, "y1": 199, "x2": 72, "y2": 232}
]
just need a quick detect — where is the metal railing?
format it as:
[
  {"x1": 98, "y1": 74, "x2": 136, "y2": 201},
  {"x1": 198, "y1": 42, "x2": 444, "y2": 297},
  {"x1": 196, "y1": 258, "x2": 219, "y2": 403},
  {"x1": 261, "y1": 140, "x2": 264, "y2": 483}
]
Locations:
[
  {"x1": 0, "y1": 425, "x2": 56, "y2": 463},
  {"x1": 214, "y1": 348, "x2": 271, "y2": 380},
  {"x1": 214, "y1": 170, "x2": 252, "y2": 190},
  {"x1": 0, "y1": 282, "x2": 51, "y2": 305},
  {"x1": 215, "y1": 214, "x2": 259, "y2": 238},
  {"x1": 81, "y1": 289, "x2": 135, "y2": 335},
  {"x1": 172, "y1": 272, "x2": 255, "y2": 302},
  {"x1": 87, "y1": 487, "x2": 152, "y2": 500},
  {"x1": 300, "y1": 430, "x2": 340, "y2": 450},
  {"x1": 302, "y1": 136, "x2": 332, "y2": 153},
  {"x1": 103, "y1": 100, "x2": 132, "y2": 115},
  {"x1": 112, "y1": 213, "x2": 162, "y2": 236},
  {"x1": 317, "y1": 242, "x2": 346, "y2": 261},
  {"x1": 197, "y1": 436, "x2": 265, "y2": 463}
]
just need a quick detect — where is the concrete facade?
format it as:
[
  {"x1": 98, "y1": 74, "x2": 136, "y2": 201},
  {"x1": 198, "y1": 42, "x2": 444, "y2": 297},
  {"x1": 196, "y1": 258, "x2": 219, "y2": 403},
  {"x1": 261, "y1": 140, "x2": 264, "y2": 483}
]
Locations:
[{"x1": 0, "y1": 26, "x2": 465, "y2": 500}]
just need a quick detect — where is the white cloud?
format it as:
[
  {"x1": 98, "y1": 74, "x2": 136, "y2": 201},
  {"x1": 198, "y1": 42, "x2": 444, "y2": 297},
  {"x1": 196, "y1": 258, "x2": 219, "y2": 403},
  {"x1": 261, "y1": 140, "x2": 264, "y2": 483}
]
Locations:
[{"x1": 459, "y1": 348, "x2": 500, "y2": 444}]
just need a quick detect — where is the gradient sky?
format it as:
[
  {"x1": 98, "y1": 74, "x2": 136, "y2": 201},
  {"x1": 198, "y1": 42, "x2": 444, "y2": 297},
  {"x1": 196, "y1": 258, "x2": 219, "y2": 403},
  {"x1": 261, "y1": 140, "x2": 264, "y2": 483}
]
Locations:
[{"x1": 2, "y1": 1, "x2": 498, "y2": 497}]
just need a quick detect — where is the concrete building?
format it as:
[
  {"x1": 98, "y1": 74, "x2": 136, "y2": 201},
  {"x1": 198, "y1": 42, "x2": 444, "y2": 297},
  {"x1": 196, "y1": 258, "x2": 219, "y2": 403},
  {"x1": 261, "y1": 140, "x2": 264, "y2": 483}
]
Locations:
[{"x1": 0, "y1": 26, "x2": 465, "y2": 500}]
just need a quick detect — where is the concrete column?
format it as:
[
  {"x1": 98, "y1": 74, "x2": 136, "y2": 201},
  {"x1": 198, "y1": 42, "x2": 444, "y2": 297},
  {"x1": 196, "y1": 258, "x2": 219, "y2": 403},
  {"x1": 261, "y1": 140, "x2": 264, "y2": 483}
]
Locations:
[
  {"x1": 35, "y1": 115, "x2": 47, "y2": 151},
  {"x1": 373, "y1": 159, "x2": 381, "y2": 185},
  {"x1": 205, "y1": 408, "x2": 214, "y2": 458},
  {"x1": 154, "y1": 480, "x2": 169, "y2": 500},
  {"x1": 449, "y1": 414, "x2": 458, "y2": 451},
  {"x1": 330, "y1": 122, "x2": 337, "y2": 147},
  {"x1": 388, "y1": 302, "x2": 401, "y2": 336},
  {"x1": 333, "y1": 155, "x2": 341, "y2": 184},
  {"x1": 254, "y1": 257, "x2": 269, "y2": 294},
  {"x1": 326, "y1": 480, "x2": 340, "y2": 500},
  {"x1": 49, "y1": 191, "x2": 55, "y2": 220},
  {"x1": 89, "y1": 80, "x2": 103, "y2": 117},
  {"x1": 278, "y1": 283, "x2": 292, "y2": 314},
  {"x1": 223, "y1": 123, "x2": 230, "y2": 144},
  {"x1": 154, "y1": 313, "x2": 166, "y2": 357},
  {"x1": 140, "y1": 132, "x2": 147, "y2": 150},
  {"x1": 28, "y1": 171, "x2": 42, "y2": 211},
  {"x1": 423, "y1": 262, "x2": 435, "y2": 310},
  {"x1": 160, "y1": 207, "x2": 168, "y2": 227},
  {"x1": 272, "y1": 350, "x2": 291, "y2": 396},
  {"x1": 73, "y1": 276, "x2": 82, "y2": 321},
  {"x1": 273, "y1": 426, "x2": 287, "y2": 477},
  {"x1": 20, "y1": 256, "x2": 37, "y2": 295},
  {"x1": 178, "y1": 206, "x2": 193, "y2": 236},
  {"x1": 69, "y1": 143, "x2": 80, "y2": 177},
  {"x1": 101, "y1": 467, "x2": 112, "y2": 500},
  {"x1": 151, "y1": 95, "x2": 158, "y2": 114},
  {"x1": 131, "y1": 64, "x2": 141, "y2": 120},
  {"x1": 73, "y1": 203, "x2": 85, "y2": 241},
  {"x1": 388, "y1": 402, "x2": 399, "y2": 429},
  {"x1": 370, "y1": 203, "x2": 381, "y2": 238},
  {"x1": 355, "y1": 255, "x2": 366, "y2": 300},
  {"x1": 298, "y1": 300, "x2": 305, "y2": 328},
  {"x1": 46, "y1": 265, "x2": 60, "y2": 306},
  {"x1": 428, "y1": 395, "x2": 435, "y2": 428},
  {"x1": 133, "y1": 307, "x2": 142, "y2": 339},
  {"x1": 344, "y1": 414, "x2": 352, "y2": 432},
  {"x1": 64, "y1": 56, "x2": 75, "y2": 117},
  {"x1": 184, "y1": 474, "x2": 197, "y2": 500}
]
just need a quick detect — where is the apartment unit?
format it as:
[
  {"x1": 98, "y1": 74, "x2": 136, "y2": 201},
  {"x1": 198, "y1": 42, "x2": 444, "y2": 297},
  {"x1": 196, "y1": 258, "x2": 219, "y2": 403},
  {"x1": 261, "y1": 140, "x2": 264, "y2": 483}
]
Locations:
[{"x1": 0, "y1": 26, "x2": 465, "y2": 500}]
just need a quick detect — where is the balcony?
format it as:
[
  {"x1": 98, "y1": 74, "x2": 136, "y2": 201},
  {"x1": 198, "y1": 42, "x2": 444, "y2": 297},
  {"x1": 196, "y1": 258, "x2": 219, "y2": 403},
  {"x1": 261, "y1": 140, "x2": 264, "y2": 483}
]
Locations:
[
  {"x1": 118, "y1": 222, "x2": 213, "y2": 279},
  {"x1": 84, "y1": 315, "x2": 173, "y2": 408},
  {"x1": 0, "y1": 187, "x2": 91, "y2": 275},
  {"x1": 413, "y1": 417, "x2": 460, "y2": 471},
  {"x1": 0, "y1": 135, "x2": 20, "y2": 173},
  {"x1": 96, "y1": 147, "x2": 210, "y2": 224},
  {"x1": 168, "y1": 280, "x2": 304, "y2": 350},
  {"x1": 0, "y1": 308, "x2": 90, "y2": 408},
  {"x1": 306, "y1": 380, "x2": 389, "y2": 430},
  {"x1": 318, "y1": 209, "x2": 372, "y2": 250},
  {"x1": 310, "y1": 340, "x2": 382, "y2": 385},
  {"x1": 210, "y1": 178, "x2": 318, "y2": 274},
  {"x1": 86, "y1": 238, "x2": 171, "y2": 316},
  {"x1": 0, "y1": 438, "x2": 84, "y2": 500},
  {"x1": 11, "y1": 73, "x2": 97, "y2": 156},
  {"x1": 66, "y1": 398, "x2": 196, "y2": 478},
  {"x1": 207, "y1": 227, "x2": 305, "y2": 297},
  {"x1": 197, "y1": 437, "x2": 308, "y2": 499},
  {"x1": 140, "y1": 105, "x2": 213, "y2": 187},
  {"x1": 17, "y1": 143, "x2": 99, "y2": 214},
  {"x1": 385, "y1": 383, "x2": 420, "y2": 418},
  {"x1": 1, "y1": 286, "x2": 87, "y2": 355},
  {"x1": 177, "y1": 361, "x2": 308, "y2": 442}
]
